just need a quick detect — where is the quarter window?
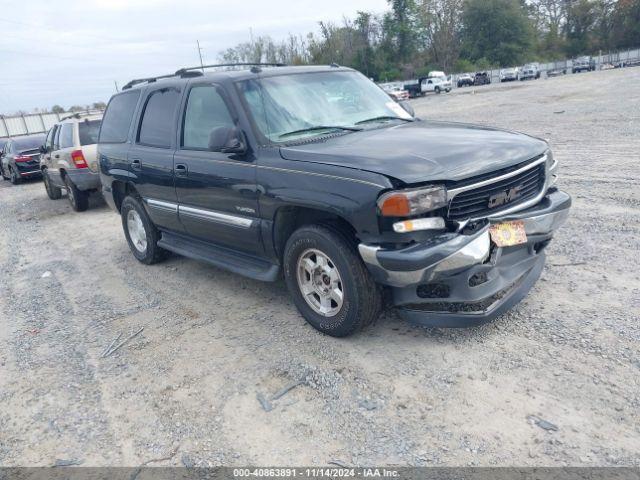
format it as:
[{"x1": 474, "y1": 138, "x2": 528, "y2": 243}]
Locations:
[
  {"x1": 99, "y1": 90, "x2": 140, "y2": 144},
  {"x1": 182, "y1": 85, "x2": 235, "y2": 150},
  {"x1": 59, "y1": 123, "x2": 74, "y2": 149},
  {"x1": 138, "y1": 88, "x2": 180, "y2": 148}
]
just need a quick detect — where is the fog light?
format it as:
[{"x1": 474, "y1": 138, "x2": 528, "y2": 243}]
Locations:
[{"x1": 393, "y1": 217, "x2": 446, "y2": 233}]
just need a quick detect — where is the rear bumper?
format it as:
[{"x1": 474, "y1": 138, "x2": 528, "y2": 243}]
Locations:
[
  {"x1": 65, "y1": 169, "x2": 100, "y2": 191},
  {"x1": 15, "y1": 162, "x2": 42, "y2": 176},
  {"x1": 358, "y1": 189, "x2": 571, "y2": 327}
]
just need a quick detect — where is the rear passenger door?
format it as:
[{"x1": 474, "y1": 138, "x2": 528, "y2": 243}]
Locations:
[
  {"x1": 56, "y1": 123, "x2": 75, "y2": 171},
  {"x1": 127, "y1": 85, "x2": 183, "y2": 233},
  {"x1": 173, "y1": 82, "x2": 262, "y2": 254}
]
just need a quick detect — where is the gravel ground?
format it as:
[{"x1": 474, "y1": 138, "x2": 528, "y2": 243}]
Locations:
[{"x1": 0, "y1": 68, "x2": 639, "y2": 467}]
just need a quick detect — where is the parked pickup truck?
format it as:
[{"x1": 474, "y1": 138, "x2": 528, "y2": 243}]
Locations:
[{"x1": 99, "y1": 64, "x2": 570, "y2": 337}]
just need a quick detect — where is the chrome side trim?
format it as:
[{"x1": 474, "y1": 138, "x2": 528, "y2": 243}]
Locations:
[
  {"x1": 179, "y1": 205, "x2": 254, "y2": 228},
  {"x1": 146, "y1": 198, "x2": 178, "y2": 213},
  {"x1": 447, "y1": 155, "x2": 547, "y2": 199},
  {"x1": 258, "y1": 165, "x2": 386, "y2": 188}
]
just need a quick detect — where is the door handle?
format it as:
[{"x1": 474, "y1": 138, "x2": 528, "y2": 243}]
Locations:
[
  {"x1": 175, "y1": 163, "x2": 188, "y2": 176},
  {"x1": 131, "y1": 158, "x2": 142, "y2": 171}
]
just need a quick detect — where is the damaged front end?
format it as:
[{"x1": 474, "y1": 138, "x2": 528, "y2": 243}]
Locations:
[{"x1": 359, "y1": 155, "x2": 571, "y2": 327}]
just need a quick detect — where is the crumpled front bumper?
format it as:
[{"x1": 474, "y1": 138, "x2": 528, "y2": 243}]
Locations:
[{"x1": 358, "y1": 189, "x2": 571, "y2": 327}]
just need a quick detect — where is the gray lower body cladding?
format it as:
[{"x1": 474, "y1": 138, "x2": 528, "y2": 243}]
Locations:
[
  {"x1": 358, "y1": 189, "x2": 571, "y2": 327},
  {"x1": 50, "y1": 169, "x2": 101, "y2": 191}
]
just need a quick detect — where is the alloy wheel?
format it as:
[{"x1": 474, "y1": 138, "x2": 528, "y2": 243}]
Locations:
[
  {"x1": 296, "y1": 248, "x2": 344, "y2": 317},
  {"x1": 127, "y1": 209, "x2": 148, "y2": 253}
]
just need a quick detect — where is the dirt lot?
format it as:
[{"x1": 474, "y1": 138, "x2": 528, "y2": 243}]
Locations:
[{"x1": 1, "y1": 68, "x2": 639, "y2": 468}]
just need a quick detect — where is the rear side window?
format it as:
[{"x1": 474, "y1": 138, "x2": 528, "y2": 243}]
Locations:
[
  {"x1": 182, "y1": 85, "x2": 234, "y2": 150},
  {"x1": 59, "y1": 124, "x2": 74, "y2": 149},
  {"x1": 79, "y1": 120, "x2": 101, "y2": 146},
  {"x1": 100, "y1": 91, "x2": 140, "y2": 143},
  {"x1": 53, "y1": 126, "x2": 61, "y2": 150},
  {"x1": 138, "y1": 88, "x2": 180, "y2": 148}
]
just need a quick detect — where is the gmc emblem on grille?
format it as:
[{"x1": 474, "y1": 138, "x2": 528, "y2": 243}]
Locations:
[{"x1": 488, "y1": 185, "x2": 523, "y2": 208}]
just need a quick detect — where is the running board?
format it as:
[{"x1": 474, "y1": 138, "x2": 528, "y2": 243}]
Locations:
[{"x1": 158, "y1": 231, "x2": 280, "y2": 282}]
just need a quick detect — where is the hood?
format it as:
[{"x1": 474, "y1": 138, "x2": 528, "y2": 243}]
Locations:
[{"x1": 279, "y1": 121, "x2": 548, "y2": 185}]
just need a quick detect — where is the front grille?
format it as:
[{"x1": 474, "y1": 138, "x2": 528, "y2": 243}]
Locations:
[{"x1": 447, "y1": 161, "x2": 545, "y2": 221}]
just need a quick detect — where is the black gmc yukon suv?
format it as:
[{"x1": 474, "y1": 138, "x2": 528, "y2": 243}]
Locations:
[{"x1": 98, "y1": 64, "x2": 571, "y2": 337}]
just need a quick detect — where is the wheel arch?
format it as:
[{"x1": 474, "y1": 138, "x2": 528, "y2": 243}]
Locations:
[
  {"x1": 111, "y1": 180, "x2": 142, "y2": 213},
  {"x1": 272, "y1": 205, "x2": 358, "y2": 263}
]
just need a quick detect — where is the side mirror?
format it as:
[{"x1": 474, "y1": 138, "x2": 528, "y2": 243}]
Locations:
[
  {"x1": 399, "y1": 101, "x2": 415, "y2": 117},
  {"x1": 208, "y1": 126, "x2": 247, "y2": 155}
]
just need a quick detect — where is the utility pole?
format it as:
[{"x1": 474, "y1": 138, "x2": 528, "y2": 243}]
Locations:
[{"x1": 197, "y1": 40, "x2": 205, "y2": 72}]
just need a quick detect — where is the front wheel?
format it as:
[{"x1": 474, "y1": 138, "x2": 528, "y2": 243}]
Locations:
[
  {"x1": 120, "y1": 195, "x2": 167, "y2": 265},
  {"x1": 435, "y1": 86, "x2": 441, "y2": 94},
  {"x1": 0, "y1": 163, "x2": 8, "y2": 181},
  {"x1": 283, "y1": 225, "x2": 382, "y2": 337}
]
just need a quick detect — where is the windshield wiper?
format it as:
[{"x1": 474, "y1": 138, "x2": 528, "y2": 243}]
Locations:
[
  {"x1": 279, "y1": 125, "x2": 362, "y2": 139},
  {"x1": 355, "y1": 116, "x2": 414, "y2": 125}
]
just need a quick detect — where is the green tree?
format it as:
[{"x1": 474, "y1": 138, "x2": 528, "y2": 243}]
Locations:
[
  {"x1": 461, "y1": 0, "x2": 535, "y2": 66},
  {"x1": 51, "y1": 105, "x2": 65, "y2": 114},
  {"x1": 610, "y1": 0, "x2": 640, "y2": 50},
  {"x1": 564, "y1": 0, "x2": 598, "y2": 56}
]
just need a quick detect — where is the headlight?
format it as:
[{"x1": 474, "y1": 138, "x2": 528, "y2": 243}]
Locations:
[{"x1": 378, "y1": 185, "x2": 447, "y2": 217}]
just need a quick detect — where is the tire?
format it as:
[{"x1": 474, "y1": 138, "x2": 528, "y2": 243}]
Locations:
[
  {"x1": 9, "y1": 166, "x2": 21, "y2": 185},
  {"x1": 283, "y1": 224, "x2": 382, "y2": 337},
  {"x1": 64, "y1": 175, "x2": 89, "y2": 212},
  {"x1": 120, "y1": 195, "x2": 167, "y2": 265},
  {"x1": 43, "y1": 169, "x2": 62, "y2": 200},
  {"x1": 0, "y1": 163, "x2": 8, "y2": 181},
  {"x1": 435, "y1": 86, "x2": 441, "y2": 94}
]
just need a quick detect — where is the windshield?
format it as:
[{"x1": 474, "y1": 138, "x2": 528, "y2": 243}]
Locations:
[{"x1": 238, "y1": 71, "x2": 413, "y2": 143}]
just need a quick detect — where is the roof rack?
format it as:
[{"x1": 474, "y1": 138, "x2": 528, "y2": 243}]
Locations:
[
  {"x1": 60, "y1": 109, "x2": 104, "y2": 121},
  {"x1": 122, "y1": 63, "x2": 288, "y2": 90}
]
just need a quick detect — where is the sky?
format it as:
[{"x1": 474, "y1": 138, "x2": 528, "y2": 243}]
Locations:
[{"x1": 0, "y1": 0, "x2": 389, "y2": 114}]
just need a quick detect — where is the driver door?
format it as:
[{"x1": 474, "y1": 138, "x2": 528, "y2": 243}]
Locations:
[{"x1": 173, "y1": 82, "x2": 262, "y2": 255}]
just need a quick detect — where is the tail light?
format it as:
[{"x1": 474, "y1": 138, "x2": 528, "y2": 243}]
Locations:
[
  {"x1": 71, "y1": 150, "x2": 88, "y2": 168},
  {"x1": 14, "y1": 155, "x2": 31, "y2": 163}
]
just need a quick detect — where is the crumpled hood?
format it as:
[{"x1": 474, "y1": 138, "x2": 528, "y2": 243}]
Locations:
[{"x1": 279, "y1": 120, "x2": 548, "y2": 184}]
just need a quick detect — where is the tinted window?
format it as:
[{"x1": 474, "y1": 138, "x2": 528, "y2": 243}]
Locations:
[
  {"x1": 138, "y1": 88, "x2": 179, "y2": 148},
  {"x1": 182, "y1": 86, "x2": 234, "y2": 150},
  {"x1": 100, "y1": 91, "x2": 140, "y2": 143},
  {"x1": 44, "y1": 127, "x2": 55, "y2": 150},
  {"x1": 79, "y1": 120, "x2": 101, "y2": 146},
  {"x1": 14, "y1": 135, "x2": 45, "y2": 152},
  {"x1": 59, "y1": 124, "x2": 74, "y2": 149},
  {"x1": 53, "y1": 125, "x2": 61, "y2": 150}
]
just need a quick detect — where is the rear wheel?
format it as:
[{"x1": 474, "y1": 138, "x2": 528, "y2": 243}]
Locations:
[
  {"x1": 0, "y1": 163, "x2": 8, "y2": 181},
  {"x1": 64, "y1": 175, "x2": 89, "y2": 212},
  {"x1": 9, "y1": 166, "x2": 20, "y2": 185},
  {"x1": 120, "y1": 195, "x2": 167, "y2": 264},
  {"x1": 283, "y1": 224, "x2": 382, "y2": 337},
  {"x1": 43, "y1": 169, "x2": 62, "y2": 200}
]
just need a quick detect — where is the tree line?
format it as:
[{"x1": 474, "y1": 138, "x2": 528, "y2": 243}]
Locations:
[{"x1": 219, "y1": 0, "x2": 640, "y2": 81}]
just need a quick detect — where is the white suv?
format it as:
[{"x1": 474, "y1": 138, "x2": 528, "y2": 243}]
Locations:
[{"x1": 40, "y1": 112, "x2": 102, "y2": 211}]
